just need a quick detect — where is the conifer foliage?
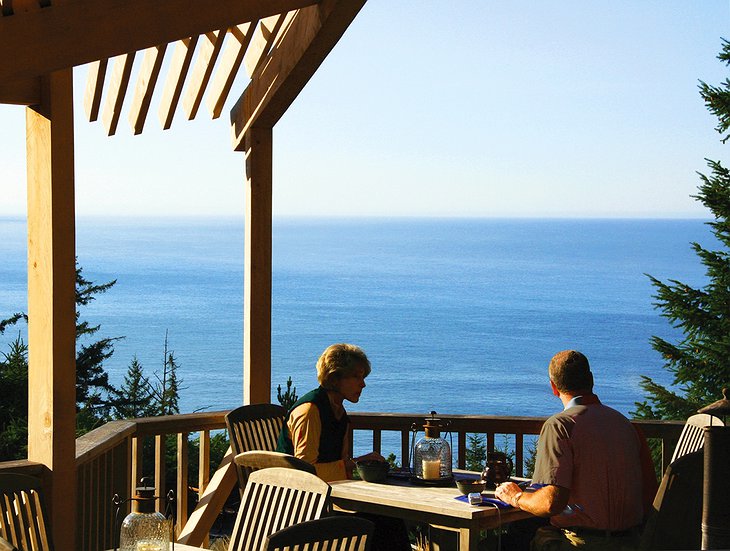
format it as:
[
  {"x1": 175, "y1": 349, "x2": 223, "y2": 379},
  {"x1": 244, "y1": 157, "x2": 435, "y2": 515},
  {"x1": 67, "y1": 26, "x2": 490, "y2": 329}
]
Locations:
[
  {"x1": 635, "y1": 39, "x2": 730, "y2": 420},
  {"x1": 0, "y1": 262, "x2": 184, "y2": 460}
]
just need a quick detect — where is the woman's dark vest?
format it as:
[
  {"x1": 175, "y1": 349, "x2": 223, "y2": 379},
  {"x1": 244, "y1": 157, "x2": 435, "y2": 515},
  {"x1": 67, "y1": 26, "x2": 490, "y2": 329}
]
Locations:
[{"x1": 276, "y1": 386, "x2": 349, "y2": 462}]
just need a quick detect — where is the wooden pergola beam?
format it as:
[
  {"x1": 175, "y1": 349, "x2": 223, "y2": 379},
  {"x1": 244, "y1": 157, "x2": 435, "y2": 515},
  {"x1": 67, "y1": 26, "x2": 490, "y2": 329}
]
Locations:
[
  {"x1": 229, "y1": 0, "x2": 365, "y2": 151},
  {"x1": 0, "y1": 75, "x2": 41, "y2": 105},
  {"x1": 0, "y1": 0, "x2": 321, "y2": 83}
]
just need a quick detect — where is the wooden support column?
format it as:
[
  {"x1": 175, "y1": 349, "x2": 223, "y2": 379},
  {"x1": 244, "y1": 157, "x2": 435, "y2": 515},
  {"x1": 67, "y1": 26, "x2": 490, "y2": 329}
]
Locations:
[
  {"x1": 26, "y1": 68, "x2": 77, "y2": 551},
  {"x1": 243, "y1": 126, "x2": 272, "y2": 405}
]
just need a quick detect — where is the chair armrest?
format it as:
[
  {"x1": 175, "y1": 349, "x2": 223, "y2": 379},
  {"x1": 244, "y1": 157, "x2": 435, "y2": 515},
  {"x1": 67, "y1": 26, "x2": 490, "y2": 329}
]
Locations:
[{"x1": 0, "y1": 536, "x2": 18, "y2": 551}]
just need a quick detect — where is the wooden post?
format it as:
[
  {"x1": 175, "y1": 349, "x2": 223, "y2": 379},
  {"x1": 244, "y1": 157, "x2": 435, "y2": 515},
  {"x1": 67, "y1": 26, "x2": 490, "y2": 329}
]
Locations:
[
  {"x1": 243, "y1": 126, "x2": 272, "y2": 405},
  {"x1": 25, "y1": 68, "x2": 77, "y2": 551},
  {"x1": 702, "y1": 426, "x2": 730, "y2": 549}
]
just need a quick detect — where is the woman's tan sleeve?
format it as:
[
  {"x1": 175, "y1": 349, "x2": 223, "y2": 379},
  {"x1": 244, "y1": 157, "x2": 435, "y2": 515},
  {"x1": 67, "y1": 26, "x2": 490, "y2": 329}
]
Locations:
[{"x1": 288, "y1": 402, "x2": 348, "y2": 482}]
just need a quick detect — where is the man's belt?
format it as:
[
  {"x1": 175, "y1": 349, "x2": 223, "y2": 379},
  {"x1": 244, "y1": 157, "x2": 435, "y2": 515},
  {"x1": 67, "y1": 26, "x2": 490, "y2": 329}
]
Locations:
[{"x1": 566, "y1": 526, "x2": 635, "y2": 538}]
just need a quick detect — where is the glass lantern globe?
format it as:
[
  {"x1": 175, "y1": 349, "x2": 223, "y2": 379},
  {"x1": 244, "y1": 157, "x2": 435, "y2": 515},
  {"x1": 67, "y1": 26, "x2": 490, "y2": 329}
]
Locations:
[
  {"x1": 412, "y1": 412, "x2": 452, "y2": 482},
  {"x1": 119, "y1": 484, "x2": 171, "y2": 551}
]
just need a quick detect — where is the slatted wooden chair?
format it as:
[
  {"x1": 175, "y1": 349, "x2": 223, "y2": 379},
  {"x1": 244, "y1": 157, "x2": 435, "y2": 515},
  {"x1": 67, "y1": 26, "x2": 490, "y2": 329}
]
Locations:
[
  {"x1": 234, "y1": 450, "x2": 316, "y2": 475},
  {"x1": 265, "y1": 516, "x2": 374, "y2": 551},
  {"x1": 228, "y1": 467, "x2": 331, "y2": 551},
  {"x1": 225, "y1": 403, "x2": 287, "y2": 491},
  {"x1": 0, "y1": 473, "x2": 52, "y2": 551},
  {"x1": 670, "y1": 413, "x2": 723, "y2": 463},
  {"x1": 640, "y1": 450, "x2": 703, "y2": 550}
]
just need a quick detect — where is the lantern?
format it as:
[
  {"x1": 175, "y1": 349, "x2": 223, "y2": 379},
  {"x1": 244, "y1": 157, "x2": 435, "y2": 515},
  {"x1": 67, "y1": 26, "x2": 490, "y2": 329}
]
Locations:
[
  {"x1": 114, "y1": 480, "x2": 173, "y2": 551},
  {"x1": 410, "y1": 411, "x2": 453, "y2": 484}
]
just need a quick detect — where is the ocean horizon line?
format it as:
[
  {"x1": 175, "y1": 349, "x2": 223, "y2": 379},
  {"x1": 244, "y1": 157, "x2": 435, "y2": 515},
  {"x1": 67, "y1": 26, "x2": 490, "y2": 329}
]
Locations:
[{"x1": 0, "y1": 214, "x2": 714, "y2": 224}]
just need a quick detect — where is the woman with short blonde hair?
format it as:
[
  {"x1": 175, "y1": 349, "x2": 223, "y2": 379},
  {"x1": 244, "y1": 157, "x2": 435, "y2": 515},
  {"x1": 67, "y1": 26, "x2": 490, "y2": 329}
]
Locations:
[
  {"x1": 277, "y1": 343, "x2": 381, "y2": 481},
  {"x1": 317, "y1": 343, "x2": 371, "y2": 389}
]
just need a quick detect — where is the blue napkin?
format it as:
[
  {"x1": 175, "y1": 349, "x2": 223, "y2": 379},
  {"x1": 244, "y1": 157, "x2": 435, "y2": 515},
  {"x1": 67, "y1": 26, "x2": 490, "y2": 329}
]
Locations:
[{"x1": 454, "y1": 494, "x2": 511, "y2": 508}]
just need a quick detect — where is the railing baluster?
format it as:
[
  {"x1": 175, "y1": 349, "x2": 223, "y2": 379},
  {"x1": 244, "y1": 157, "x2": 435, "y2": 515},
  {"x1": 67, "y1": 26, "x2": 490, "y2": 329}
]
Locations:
[
  {"x1": 457, "y1": 432, "x2": 466, "y2": 469},
  {"x1": 112, "y1": 436, "x2": 129, "y2": 550},
  {"x1": 131, "y1": 436, "x2": 142, "y2": 501},
  {"x1": 155, "y1": 435, "x2": 166, "y2": 513},
  {"x1": 177, "y1": 432, "x2": 189, "y2": 537},
  {"x1": 401, "y1": 430, "x2": 410, "y2": 469},
  {"x1": 515, "y1": 433, "x2": 524, "y2": 477},
  {"x1": 373, "y1": 429, "x2": 382, "y2": 455},
  {"x1": 198, "y1": 430, "x2": 211, "y2": 549}
]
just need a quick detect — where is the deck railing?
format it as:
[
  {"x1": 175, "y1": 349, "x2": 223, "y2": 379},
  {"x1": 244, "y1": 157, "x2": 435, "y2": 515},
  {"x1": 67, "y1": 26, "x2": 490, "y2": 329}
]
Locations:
[
  {"x1": 349, "y1": 412, "x2": 685, "y2": 477},
  {"x1": 0, "y1": 410, "x2": 685, "y2": 551}
]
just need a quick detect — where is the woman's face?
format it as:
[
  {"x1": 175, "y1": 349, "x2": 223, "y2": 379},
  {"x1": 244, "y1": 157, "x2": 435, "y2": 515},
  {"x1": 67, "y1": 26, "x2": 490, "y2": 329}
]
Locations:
[{"x1": 335, "y1": 365, "x2": 367, "y2": 403}]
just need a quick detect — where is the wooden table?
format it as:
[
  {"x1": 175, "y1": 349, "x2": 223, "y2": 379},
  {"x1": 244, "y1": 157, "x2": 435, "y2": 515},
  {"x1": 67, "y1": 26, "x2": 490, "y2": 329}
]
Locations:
[{"x1": 329, "y1": 477, "x2": 532, "y2": 551}]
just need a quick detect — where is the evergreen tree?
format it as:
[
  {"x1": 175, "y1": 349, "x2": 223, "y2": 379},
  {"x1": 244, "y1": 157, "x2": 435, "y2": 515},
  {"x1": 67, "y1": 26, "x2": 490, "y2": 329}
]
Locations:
[
  {"x1": 148, "y1": 332, "x2": 182, "y2": 417},
  {"x1": 465, "y1": 433, "x2": 486, "y2": 472},
  {"x1": 112, "y1": 356, "x2": 156, "y2": 419},
  {"x1": 0, "y1": 337, "x2": 29, "y2": 459},
  {"x1": 74, "y1": 264, "x2": 119, "y2": 424},
  {"x1": 635, "y1": 39, "x2": 730, "y2": 420},
  {"x1": 276, "y1": 377, "x2": 298, "y2": 411},
  {"x1": 0, "y1": 263, "x2": 119, "y2": 456}
]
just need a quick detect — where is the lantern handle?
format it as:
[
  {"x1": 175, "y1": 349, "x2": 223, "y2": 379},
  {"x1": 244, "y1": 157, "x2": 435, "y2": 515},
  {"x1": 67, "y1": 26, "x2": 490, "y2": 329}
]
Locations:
[
  {"x1": 409, "y1": 422, "x2": 420, "y2": 473},
  {"x1": 442, "y1": 418, "x2": 454, "y2": 450},
  {"x1": 165, "y1": 490, "x2": 176, "y2": 551},
  {"x1": 112, "y1": 493, "x2": 132, "y2": 551}
]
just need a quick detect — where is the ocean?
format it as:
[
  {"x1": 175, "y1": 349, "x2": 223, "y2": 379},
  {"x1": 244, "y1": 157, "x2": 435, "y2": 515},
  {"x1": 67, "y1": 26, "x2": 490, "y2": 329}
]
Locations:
[{"x1": 0, "y1": 217, "x2": 713, "y2": 423}]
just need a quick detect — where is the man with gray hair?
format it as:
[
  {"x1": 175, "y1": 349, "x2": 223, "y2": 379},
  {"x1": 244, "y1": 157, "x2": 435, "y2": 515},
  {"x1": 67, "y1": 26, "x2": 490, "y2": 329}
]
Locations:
[{"x1": 496, "y1": 350, "x2": 657, "y2": 550}]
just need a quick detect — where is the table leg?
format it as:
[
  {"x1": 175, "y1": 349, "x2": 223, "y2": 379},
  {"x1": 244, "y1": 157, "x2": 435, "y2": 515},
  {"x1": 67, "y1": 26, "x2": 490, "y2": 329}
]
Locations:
[
  {"x1": 427, "y1": 525, "x2": 479, "y2": 551},
  {"x1": 459, "y1": 526, "x2": 479, "y2": 551}
]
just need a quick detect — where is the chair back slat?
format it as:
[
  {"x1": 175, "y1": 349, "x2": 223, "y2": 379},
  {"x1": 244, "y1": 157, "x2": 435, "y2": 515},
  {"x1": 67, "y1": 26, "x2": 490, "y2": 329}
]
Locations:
[
  {"x1": 0, "y1": 535, "x2": 17, "y2": 551},
  {"x1": 670, "y1": 413, "x2": 723, "y2": 463},
  {"x1": 0, "y1": 493, "x2": 19, "y2": 543},
  {"x1": 0, "y1": 474, "x2": 53, "y2": 551},
  {"x1": 225, "y1": 404, "x2": 287, "y2": 490},
  {"x1": 265, "y1": 516, "x2": 374, "y2": 551},
  {"x1": 234, "y1": 451, "x2": 316, "y2": 475},
  {"x1": 229, "y1": 467, "x2": 331, "y2": 551}
]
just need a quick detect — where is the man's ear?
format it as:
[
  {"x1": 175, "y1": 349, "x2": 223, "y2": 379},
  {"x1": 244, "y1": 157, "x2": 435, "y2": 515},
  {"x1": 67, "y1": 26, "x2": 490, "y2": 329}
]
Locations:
[{"x1": 550, "y1": 380, "x2": 560, "y2": 397}]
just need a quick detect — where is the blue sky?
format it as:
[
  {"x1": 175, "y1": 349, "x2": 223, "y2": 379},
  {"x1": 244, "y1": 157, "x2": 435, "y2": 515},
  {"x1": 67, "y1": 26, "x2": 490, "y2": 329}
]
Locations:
[{"x1": 1, "y1": 1, "x2": 729, "y2": 218}]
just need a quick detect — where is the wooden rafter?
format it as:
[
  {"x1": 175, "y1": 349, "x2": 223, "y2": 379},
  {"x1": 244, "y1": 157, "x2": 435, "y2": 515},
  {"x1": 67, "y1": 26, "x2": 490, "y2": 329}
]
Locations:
[
  {"x1": 158, "y1": 36, "x2": 199, "y2": 130},
  {"x1": 205, "y1": 22, "x2": 255, "y2": 120},
  {"x1": 230, "y1": 0, "x2": 365, "y2": 150},
  {"x1": 182, "y1": 30, "x2": 226, "y2": 121},
  {"x1": 83, "y1": 60, "x2": 108, "y2": 122},
  {"x1": 129, "y1": 44, "x2": 168, "y2": 135},
  {"x1": 0, "y1": 0, "x2": 321, "y2": 83},
  {"x1": 243, "y1": 13, "x2": 289, "y2": 79},
  {"x1": 101, "y1": 52, "x2": 136, "y2": 136}
]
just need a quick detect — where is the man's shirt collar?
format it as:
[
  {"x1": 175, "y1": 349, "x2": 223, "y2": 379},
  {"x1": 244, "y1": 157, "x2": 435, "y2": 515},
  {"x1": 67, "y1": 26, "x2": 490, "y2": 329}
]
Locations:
[{"x1": 565, "y1": 394, "x2": 600, "y2": 410}]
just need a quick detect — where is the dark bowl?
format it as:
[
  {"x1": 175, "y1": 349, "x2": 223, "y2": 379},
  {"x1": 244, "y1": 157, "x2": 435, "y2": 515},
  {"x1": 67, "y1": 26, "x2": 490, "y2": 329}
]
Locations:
[
  {"x1": 356, "y1": 460, "x2": 389, "y2": 483},
  {"x1": 455, "y1": 478, "x2": 487, "y2": 495}
]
